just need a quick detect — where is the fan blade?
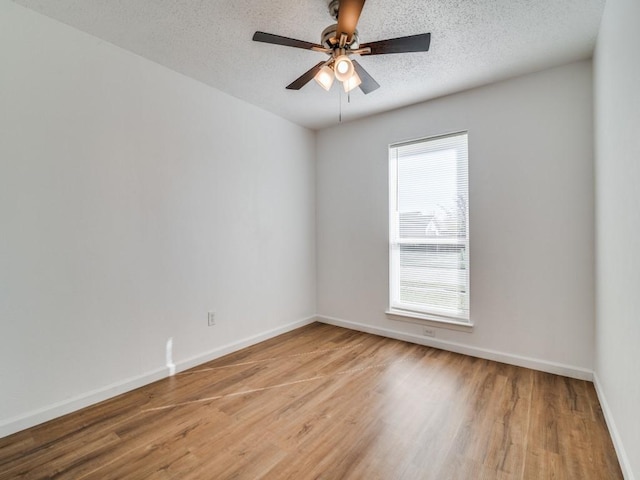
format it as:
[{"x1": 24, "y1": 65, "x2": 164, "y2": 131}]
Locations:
[
  {"x1": 361, "y1": 33, "x2": 431, "y2": 55},
  {"x1": 352, "y1": 60, "x2": 380, "y2": 94},
  {"x1": 336, "y1": 0, "x2": 366, "y2": 44},
  {"x1": 253, "y1": 31, "x2": 323, "y2": 50},
  {"x1": 286, "y1": 62, "x2": 326, "y2": 90}
]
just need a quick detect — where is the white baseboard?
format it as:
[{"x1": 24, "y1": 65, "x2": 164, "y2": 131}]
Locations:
[
  {"x1": 0, "y1": 367, "x2": 168, "y2": 439},
  {"x1": 316, "y1": 315, "x2": 593, "y2": 381},
  {"x1": 593, "y1": 372, "x2": 635, "y2": 480},
  {"x1": 0, "y1": 315, "x2": 316, "y2": 439},
  {"x1": 174, "y1": 316, "x2": 316, "y2": 373}
]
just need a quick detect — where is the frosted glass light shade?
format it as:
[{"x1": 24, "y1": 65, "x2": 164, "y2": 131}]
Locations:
[
  {"x1": 334, "y1": 55, "x2": 354, "y2": 82},
  {"x1": 314, "y1": 65, "x2": 335, "y2": 91},
  {"x1": 343, "y1": 71, "x2": 362, "y2": 92}
]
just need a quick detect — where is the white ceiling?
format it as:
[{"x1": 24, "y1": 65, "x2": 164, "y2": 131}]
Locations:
[{"x1": 12, "y1": 0, "x2": 605, "y2": 130}]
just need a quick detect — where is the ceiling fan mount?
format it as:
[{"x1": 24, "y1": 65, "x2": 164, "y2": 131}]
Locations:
[
  {"x1": 252, "y1": 0, "x2": 431, "y2": 95},
  {"x1": 328, "y1": 0, "x2": 341, "y2": 21}
]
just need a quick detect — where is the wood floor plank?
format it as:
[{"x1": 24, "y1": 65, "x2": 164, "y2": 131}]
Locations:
[
  {"x1": 0, "y1": 323, "x2": 623, "y2": 479},
  {"x1": 522, "y1": 447, "x2": 563, "y2": 480},
  {"x1": 483, "y1": 368, "x2": 533, "y2": 476}
]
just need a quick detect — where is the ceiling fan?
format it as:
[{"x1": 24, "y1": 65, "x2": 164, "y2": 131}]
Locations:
[{"x1": 252, "y1": 0, "x2": 431, "y2": 94}]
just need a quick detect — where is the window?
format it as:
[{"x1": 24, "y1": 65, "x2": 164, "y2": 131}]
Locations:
[{"x1": 388, "y1": 131, "x2": 470, "y2": 324}]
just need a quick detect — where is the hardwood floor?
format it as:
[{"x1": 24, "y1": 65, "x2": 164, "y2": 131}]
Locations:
[{"x1": 0, "y1": 323, "x2": 622, "y2": 479}]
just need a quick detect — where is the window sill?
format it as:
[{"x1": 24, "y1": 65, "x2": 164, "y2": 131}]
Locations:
[{"x1": 385, "y1": 308, "x2": 474, "y2": 333}]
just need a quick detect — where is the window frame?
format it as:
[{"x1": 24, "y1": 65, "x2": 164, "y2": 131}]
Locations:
[{"x1": 387, "y1": 131, "x2": 471, "y2": 327}]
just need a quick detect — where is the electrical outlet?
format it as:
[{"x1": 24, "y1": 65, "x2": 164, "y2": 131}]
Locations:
[
  {"x1": 423, "y1": 327, "x2": 436, "y2": 337},
  {"x1": 207, "y1": 311, "x2": 216, "y2": 326}
]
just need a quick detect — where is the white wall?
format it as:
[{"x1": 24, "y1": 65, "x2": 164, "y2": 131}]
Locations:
[
  {"x1": 594, "y1": 0, "x2": 640, "y2": 477},
  {"x1": 0, "y1": 1, "x2": 316, "y2": 437},
  {"x1": 317, "y1": 61, "x2": 595, "y2": 377}
]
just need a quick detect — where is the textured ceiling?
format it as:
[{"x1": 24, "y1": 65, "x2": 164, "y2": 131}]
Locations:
[{"x1": 12, "y1": 0, "x2": 605, "y2": 130}]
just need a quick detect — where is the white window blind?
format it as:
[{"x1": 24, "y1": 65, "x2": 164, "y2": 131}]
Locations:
[{"x1": 389, "y1": 131, "x2": 469, "y2": 323}]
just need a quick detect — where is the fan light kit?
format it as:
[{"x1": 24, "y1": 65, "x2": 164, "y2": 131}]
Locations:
[{"x1": 252, "y1": 0, "x2": 431, "y2": 95}]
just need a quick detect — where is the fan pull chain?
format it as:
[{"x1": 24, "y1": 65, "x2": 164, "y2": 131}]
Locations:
[{"x1": 339, "y1": 87, "x2": 342, "y2": 123}]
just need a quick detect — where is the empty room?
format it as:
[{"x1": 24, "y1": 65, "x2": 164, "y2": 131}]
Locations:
[{"x1": 0, "y1": 0, "x2": 638, "y2": 478}]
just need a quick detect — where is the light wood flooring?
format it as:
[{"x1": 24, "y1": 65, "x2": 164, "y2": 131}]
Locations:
[{"x1": 0, "y1": 323, "x2": 622, "y2": 479}]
